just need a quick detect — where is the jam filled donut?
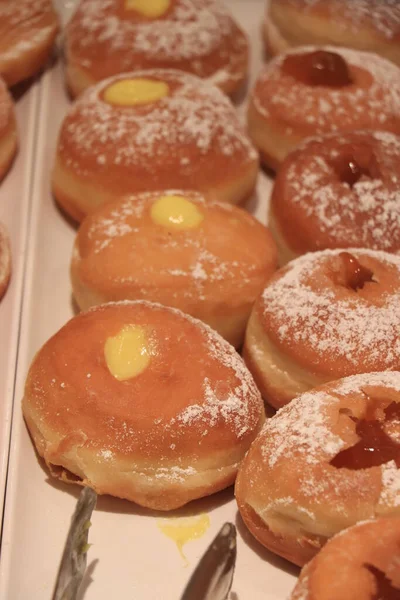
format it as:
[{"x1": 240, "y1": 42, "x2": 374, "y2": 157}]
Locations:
[
  {"x1": 0, "y1": 77, "x2": 17, "y2": 182},
  {"x1": 291, "y1": 518, "x2": 400, "y2": 599},
  {"x1": 52, "y1": 70, "x2": 259, "y2": 222},
  {"x1": 65, "y1": 0, "x2": 248, "y2": 98},
  {"x1": 265, "y1": 0, "x2": 400, "y2": 67},
  {"x1": 0, "y1": 222, "x2": 11, "y2": 300},
  {"x1": 22, "y1": 301, "x2": 265, "y2": 510},
  {"x1": 71, "y1": 190, "x2": 278, "y2": 347},
  {"x1": 270, "y1": 131, "x2": 400, "y2": 264},
  {"x1": 0, "y1": 0, "x2": 59, "y2": 87},
  {"x1": 248, "y1": 46, "x2": 400, "y2": 171},
  {"x1": 244, "y1": 249, "x2": 400, "y2": 409},
  {"x1": 235, "y1": 371, "x2": 400, "y2": 567}
]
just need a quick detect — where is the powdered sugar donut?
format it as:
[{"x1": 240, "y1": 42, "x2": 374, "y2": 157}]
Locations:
[
  {"x1": 0, "y1": 222, "x2": 11, "y2": 300},
  {"x1": 65, "y1": 0, "x2": 248, "y2": 97},
  {"x1": 291, "y1": 518, "x2": 400, "y2": 599},
  {"x1": 248, "y1": 46, "x2": 400, "y2": 170},
  {"x1": 270, "y1": 131, "x2": 400, "y2": 264},
  {"x1": 22, "y1": 301, "x2": 265, "y2": 510},
  {"x1": 52, "y1": 69, "x2": 259, "y2": 222},
  {"x1": 235, "y1": 372, "x2": 400, "y2": 566},
  {"x1": 244, "y1": 249, "x2": 400, "y2": 409},
  {"x1": 71, "y1": 189, "x2": 278, "y2": 347},
  {"x1": 0, "y1": 0, "x2": 59, "y2": 87},
  {"x1": 0, "y1": 77, "x2": 17, "y2": 182},
  {"x1": 265, "y1": 0, "x2": 400, "y2": 67}
]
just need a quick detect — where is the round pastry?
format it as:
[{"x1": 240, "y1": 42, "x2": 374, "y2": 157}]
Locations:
[
  {"x1": 0, "y1": 222, "x2": 11, "y2": 300},
  {"x1": 65, "y1": 0, "x2": 248, "y2": 98},
  {"x1": 291, "y1": 518, "x2": 400, "y2": 599},
  {"x1": 22, "y1": 301, "x2": 265, "y2": 510},
  {"x1": 265, "y1": 0, "x2": 400, "y2": 68},
  {"x1": 0, "y1": 77, "x2": 17, "y2": 181},
  {"x1": 270, "y1": 130, "x2": 400, "y2": 264},
  {"x1": 71, "y1": 190, "x2": 277, "y2": 347},
  {"x1": 244, "y1": 248, "x2": 400, "y2": 409},
  {"x1": 235, "y1": 371, "x2": 400, "y2": 567},
  {"x1": 248, "y1": 46, "x2": 400, "y2": 171},
  {"x1": 52, "y1": 69, "x2": 259, "y2": 222},
  {"x1": 0, "y1": 0, "x2": 59, "y2": 87}
]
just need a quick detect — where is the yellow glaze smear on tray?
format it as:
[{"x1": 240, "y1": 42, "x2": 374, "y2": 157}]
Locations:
[
  {"x1": 157, "y1": 514, "x2": 211, "y2": 562},
  {"x1": 104, "y1": 325, "x2": 151, "y2": 381}
]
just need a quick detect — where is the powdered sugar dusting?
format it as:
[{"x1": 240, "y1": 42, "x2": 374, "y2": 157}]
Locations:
[
  {"x1": 380, "y1": 461, "x2": 400, "y2": 507},
  {"x1": 281, "y1": 131, "x2": 400, "y2": 253},
  {"x1": 59, "y1": 69, "x2": 257, "y2": 174},
  {"x1": 66, "y1": 0, "x2": 246, "y2": 80},
  {"x1": 253, "y1": 46, "x2": 400, "y2": 134},
  {"x1": 261, "y1": 249, "x2": 400, "y2": 368}
]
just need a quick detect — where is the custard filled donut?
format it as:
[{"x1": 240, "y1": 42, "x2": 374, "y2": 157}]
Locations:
[
  {"x1": 0, "y1": 0, "x2": 59, "y2": 87},
  {"x1": 65, "y1": 0, "x2": 248, "y2": 98},
  {"x1": 244, "y1": 249, "x2": 400, "y2": 409},
  {"x1": 248, "y1": 46, "x2": 400, "y2": 171},
  {"x1": 71, "y1": 190, "x2": 277, "y2": 347},
  {"x1": 0, "y1": 222, "x2": 11, "y2": 300},
  {"x1": 270, "y1": 131, "x2": 400, "y2": 264},
  {"x1": 291, "y1": 518, "x2": 400, "y2": 599},
  {"x1": 0, "y1": 77, "x2": 17, "y2": 182},
  {"x1": 52, "y1": 70, "x2": 259, "y2": 222},
  {"x1": 235, "y1": 371, "x2": 400, "y2": 567},
  {"x1": 22, "y1": 301, "x2": 264, "y2": 510},
  {"x1": 265, "y1": 0, "x2": 400, "y2": 67}
]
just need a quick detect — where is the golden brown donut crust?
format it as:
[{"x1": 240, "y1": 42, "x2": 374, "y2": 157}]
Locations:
[
  {"x1": 65, "y1": 0, "x2": 248, "y2": 97},
  {"x1": 0, "y1": 221, "x2": 11, "y2": 300},
  {"x1": 52, "y1": 69, "x2": 259, "y2": 222},
  {"x1": 235, "y1": 372, "x2": 400, "y2": 567},
  {"x1": 291, "y1": 518, "x2": 400, "y2": 599},
  {"x1": 267, "y1": 0, "x2": 400, "y2": 66},
  {"x1": 244, "y1": 249, "x2": 400, "y2": 408},
  {"x1": 0, "y1": 76, "x2": 17, "y2": 181},
  {"x1": 0, "y1": 0, "x2": 59, "y2": 87},
  {"x1": 249, "y1": 46, "x2": 400, "y2": 170},
  {"x1": 22, "y1": 301, "x2": 265, "y2": 510},
  {"x1": 71, "y1": 190, "x2": 277, "y2": 347},
  {"x1": 271, "y1": 131, "x2": 400, "y2": 260}
]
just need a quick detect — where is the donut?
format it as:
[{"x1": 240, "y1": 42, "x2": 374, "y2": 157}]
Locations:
[
  {"x1": 71, "y1": 190, "x2": 277, "y2": 347},
  {"x1": 265, "y1": 0, "x2": 400, "y2": 67},
  {"x1": 0, "y1": 0, "x2": 59, "y2": 87},
  {"x1": 0, "y1": 222, "x2": 11, "y2": 300},
  {"x1": 52, "y1": 69, "x2": 259, "y2": 222},
  {"x1": 22, "y1": 301, "x2": 265, "y2": 510},
  {"x1": 65, "y1": 0, "x2": 248, "y2": 98},
  {"x1": 270, "y1": 130, "x2": 400, "y2": 264},
  {"x1": 0, "y1": 77, "x2": 17, "y2": 181},
  {"x1": 243, "y1": 248, "x2": 400, "y2": 409},
  {"x1": 291, "y1": 518, "x2": 400, "y2": 599},
  {"x1": 235, "y1": 371, "x2": 400, "y2": 567},
  {"x1": 248, "y1": 46, "x2": 400, "y2": 171}
]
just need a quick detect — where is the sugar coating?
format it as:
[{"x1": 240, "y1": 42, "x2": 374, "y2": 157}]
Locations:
[
  {"x1": 261, "y1": 249, "x2": 400, "y2": 367},
  {"x1": 259, "y1": 371, "x2": 400, "y2": 508},
  {"x1": 283, "y1": 0, "x2": 400, "y2": 40},
  {"x1": 66, "y1": 0, "x2": 245, "y2": 74},
  {"x1": 283, "y1": 131, "x2": 400, "y2": 252},
  {"x1": 59, "y1": 69, "x2": 257, "y2": 175},
  {"x1": 0, "y1": 0, "x2": 56, "y2": 58},
  {"x1": 0, "y1": 222, "x2": 10, "y2": 287},
  {"x1": 253, "y1": 46, "x2": 400, "y2": 133}
]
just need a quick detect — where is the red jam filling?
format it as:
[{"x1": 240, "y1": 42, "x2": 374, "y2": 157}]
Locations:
[
  {"x1": 339, "y1": 252, "x2": 374, "y2": 291},
  {"x1": 282, "y1": 50, "x2": 353, "y2": 87},
  {"x1": 366, "y1": 564, "x2": 400, "y2": 600},
  {"x1": 331, "y1": 400, "x2": 400, "y2": 470}
]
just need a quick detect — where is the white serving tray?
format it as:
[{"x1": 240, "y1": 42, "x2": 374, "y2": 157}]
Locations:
[
  {"x1": 0, "y1": 79, "x2": 41, "y2": 529},
  {"x1": 0, "y1": 1, "x2": 299, "y2": 598}
]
